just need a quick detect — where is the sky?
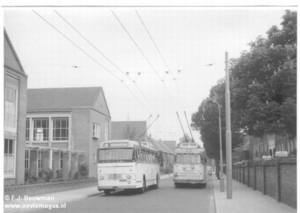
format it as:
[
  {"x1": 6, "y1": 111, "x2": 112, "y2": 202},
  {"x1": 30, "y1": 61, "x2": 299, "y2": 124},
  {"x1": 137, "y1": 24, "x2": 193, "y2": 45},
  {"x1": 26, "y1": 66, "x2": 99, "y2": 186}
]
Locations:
[{"x1": 2, "y1": 6, "x2": 294, "y2": 144}]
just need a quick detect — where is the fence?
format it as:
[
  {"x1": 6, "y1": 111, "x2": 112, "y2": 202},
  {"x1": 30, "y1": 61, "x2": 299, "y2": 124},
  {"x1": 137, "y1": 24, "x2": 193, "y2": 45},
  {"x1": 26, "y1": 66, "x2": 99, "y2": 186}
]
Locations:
[
  {"x1": 4, "y1": 178, "x2": 97, "y2": 197},
  {"x1": 233, "y1": 157, "x2": 297, "y2": 209}
]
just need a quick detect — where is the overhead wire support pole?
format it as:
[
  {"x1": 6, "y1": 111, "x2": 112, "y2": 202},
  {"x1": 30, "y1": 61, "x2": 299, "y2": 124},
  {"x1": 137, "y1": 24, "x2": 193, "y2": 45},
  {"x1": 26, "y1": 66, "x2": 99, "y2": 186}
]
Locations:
[
  {"x1": 225, "y1": 52, "x2": 232, "y2": 199},
  {"x1": 184, "y1": 111, "x2": 194, "y2": 142},
  {"x1": 176, "y1": 112, "x2": 187, "y2": 142}
]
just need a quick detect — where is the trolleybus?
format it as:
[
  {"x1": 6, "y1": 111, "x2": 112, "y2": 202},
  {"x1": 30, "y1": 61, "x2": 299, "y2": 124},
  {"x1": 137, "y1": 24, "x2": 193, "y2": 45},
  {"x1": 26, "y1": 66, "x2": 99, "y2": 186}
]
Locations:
[
  {"x1": 173, "y1": 142, "x2": 207, "y2": 188},
  {"x1": 97, "y1": 140, "x2": 160, "y2": 195}
]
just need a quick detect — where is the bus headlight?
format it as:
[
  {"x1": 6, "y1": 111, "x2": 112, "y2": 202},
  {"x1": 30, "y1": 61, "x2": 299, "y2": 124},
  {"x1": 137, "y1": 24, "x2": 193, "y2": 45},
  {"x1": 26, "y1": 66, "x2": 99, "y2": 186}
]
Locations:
[
  {"x1": 99, "y1": 176, "x2": 104, "y2": 180},
  {"x1": 174, "y1": 173, "x2": 178, "y2": 177},
  {"x1": 127, "y1": 175, "x2": 131, "y2": 179}
]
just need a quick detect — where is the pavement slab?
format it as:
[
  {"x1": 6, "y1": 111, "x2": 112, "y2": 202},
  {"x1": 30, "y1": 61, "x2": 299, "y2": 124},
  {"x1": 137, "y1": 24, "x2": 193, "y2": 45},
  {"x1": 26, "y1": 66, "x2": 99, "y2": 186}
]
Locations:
[{"x1": 212, "y1": 175, "x2": 297, "y2": 213}]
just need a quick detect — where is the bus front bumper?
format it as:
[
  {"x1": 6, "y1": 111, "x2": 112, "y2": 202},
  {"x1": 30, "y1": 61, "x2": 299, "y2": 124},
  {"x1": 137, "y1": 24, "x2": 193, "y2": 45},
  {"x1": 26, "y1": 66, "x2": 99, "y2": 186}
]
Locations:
[
  {"x1": 98, "y1": 185, "x2": 137, "y2": 191},
  {"x1": 174, "y1": 178, "x2": 206, "y2": 184}
]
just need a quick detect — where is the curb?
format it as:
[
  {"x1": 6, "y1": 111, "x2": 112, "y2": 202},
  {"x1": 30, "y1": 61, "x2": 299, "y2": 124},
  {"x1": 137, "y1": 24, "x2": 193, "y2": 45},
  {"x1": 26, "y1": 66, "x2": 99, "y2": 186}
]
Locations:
[{"x1": 212, "y1": 177, "x2": 220, "y2": 213}]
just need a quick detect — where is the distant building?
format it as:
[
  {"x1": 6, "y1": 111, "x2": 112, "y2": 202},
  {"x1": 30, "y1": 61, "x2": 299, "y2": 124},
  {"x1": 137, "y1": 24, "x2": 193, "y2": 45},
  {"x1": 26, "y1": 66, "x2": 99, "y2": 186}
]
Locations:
[
  {"x1": 147, "y1": 136, "x2": 174, "y2": 167},
  {"x1": 26, "y1": 87, "x2": 111, "y2": 180},
  {"x1": 161, "y1": 140, "x2": 176, "y2": 154},
  {"x1": 111, "y1": 121, "x2": 147, "y2": 141},
  {"x1": 111, "y1": 121, "x2": 174, "y2": 168},
  {"x1": 4, "y1": 29, "x2": 28, "y2": 186},
  {"x1": 244, "y1": 134, "x2": 296, "y2": 161}
]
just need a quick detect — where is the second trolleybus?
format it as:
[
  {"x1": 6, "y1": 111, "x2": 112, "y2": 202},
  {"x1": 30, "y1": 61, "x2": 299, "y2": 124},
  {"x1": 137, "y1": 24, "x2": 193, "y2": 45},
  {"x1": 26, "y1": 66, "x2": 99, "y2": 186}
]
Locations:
[{"x1": 173, "y1": 142, "x2": 207, "y2": 188}]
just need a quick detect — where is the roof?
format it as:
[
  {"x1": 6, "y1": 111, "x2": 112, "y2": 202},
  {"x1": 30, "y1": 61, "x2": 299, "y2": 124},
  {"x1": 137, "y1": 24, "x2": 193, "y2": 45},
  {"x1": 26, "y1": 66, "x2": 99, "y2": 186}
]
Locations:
[
  {"x1": 159, "y1": 141, "x2": 174, "y2": 154},
  {"x1": 27, "y1": 87, "x2": 110, "y2": 116},
  {"x1": 4, "y1": 29, "x2": 27, "y2": 76},
  {"x1": 146, "y1": 136, "x2": 173, "y2": 154},
  {"x1": 111, "y1": 121, "x2": 147, "y2": 141},
  {"x1": 160, "y1": 141, "x2": 176, "y2": 154}
]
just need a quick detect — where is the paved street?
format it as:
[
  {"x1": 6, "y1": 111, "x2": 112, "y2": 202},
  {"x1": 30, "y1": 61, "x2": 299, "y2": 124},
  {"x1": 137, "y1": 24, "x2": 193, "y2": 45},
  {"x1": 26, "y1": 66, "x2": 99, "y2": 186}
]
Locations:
[{"x1": 30, "y1": 176, "x2": 215, "y2": 213}]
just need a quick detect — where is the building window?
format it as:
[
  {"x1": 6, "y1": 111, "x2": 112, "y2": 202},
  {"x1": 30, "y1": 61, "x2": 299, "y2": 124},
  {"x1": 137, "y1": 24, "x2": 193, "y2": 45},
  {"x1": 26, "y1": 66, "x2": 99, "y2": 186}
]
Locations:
[
  {"x1": 93, "y1": 124, "x2": 100, "y2": 138},
  {"x1": 53, "y1": 118, "x2": 69, "y2": 141},
  {"x1": 26, "y1": 118, "x2": 30, "y2": 141},
  {"x1": 4, "y1": 139, "x2": 15, "y2": 177},
  {"x1": 33, "y1": 118, "x2": 49, "y2": 141},
  {"x1": 5, "y1": 86, "x2": 17, "y2": 128},
  {"x1": 105, "y1": 124, "x2": 108, "y2": 141},
  {"x1": 38, "y1": 150, "x2": 42, "y2": 172},
  {"x1": 25, "y1": 150, "x2": 30, "y2": 170}
]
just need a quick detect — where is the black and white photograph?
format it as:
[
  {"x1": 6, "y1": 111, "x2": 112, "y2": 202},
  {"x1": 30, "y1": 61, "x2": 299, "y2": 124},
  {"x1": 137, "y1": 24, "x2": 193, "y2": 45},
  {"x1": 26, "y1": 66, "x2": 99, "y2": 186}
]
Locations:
[{"x1": 2, "y1": 1, "x2": 297, "y2": 213}]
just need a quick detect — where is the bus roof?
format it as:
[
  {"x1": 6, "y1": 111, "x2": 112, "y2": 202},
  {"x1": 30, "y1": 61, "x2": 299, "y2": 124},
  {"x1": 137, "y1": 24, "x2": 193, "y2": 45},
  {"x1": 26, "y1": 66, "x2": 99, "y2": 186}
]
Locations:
[
  {"x1": 175, "y1": 142, "x2": 205, "y2": 154},
  {"x1": 98, "y1": 140, "x2": 158, "y2": 152}
]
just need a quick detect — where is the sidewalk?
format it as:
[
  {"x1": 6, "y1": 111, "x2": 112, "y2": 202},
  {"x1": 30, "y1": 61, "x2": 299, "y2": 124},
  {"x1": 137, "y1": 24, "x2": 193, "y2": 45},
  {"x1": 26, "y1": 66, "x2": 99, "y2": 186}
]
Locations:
[
  {"x1": 3, "y1": 174, "x2": 173, "y2": 213},
  {"x1": 212, "y1": 175, "x2": 297, "y2": 213}
]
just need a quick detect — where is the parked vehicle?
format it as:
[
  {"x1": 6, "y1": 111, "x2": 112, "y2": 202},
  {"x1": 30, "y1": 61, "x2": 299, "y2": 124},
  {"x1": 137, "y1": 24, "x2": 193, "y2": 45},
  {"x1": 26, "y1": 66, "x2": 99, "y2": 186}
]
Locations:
[{"x1": 206, "y1": 166, "x2": 213, "y2": 176}]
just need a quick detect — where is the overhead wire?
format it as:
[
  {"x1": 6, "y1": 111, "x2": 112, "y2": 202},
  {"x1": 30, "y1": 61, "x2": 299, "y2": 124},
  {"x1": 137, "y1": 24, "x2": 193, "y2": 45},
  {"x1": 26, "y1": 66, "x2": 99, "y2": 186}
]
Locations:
[
  {"x1": 136, "y1": 10, "x2": 186, "y2": 111},
  {"x1": 136, "y1": 10, "x2": 194, "y2": 141},
  {"x1": 111, "y1": 10, "x2": 177, "y2": 110},
  {"x1": 33, "y1": 10, "x2": 152, "y2": 115},
  {"x1": 54, "y1": 10, "x2": 161, "y2": 118}
]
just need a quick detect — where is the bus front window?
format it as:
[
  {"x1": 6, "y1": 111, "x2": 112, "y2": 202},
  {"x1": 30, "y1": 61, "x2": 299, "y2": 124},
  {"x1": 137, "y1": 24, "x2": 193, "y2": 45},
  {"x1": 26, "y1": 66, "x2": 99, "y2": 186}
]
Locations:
[
  {"x1": 175, "y1": 154, "x2": 201, "y2": 164},
  {"x1": 98, "y1": 149, "x2": 134, "y2": 163}
]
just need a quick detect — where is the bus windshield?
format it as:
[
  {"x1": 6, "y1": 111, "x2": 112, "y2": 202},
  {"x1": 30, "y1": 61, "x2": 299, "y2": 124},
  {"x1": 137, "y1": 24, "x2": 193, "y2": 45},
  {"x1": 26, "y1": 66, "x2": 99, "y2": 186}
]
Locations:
[
  {"x1": 98, "y1": 148, "x2": 134, "y2": 163},
  {"x1": 175, "y1": 154, "x2": 201, "y2": 164}
]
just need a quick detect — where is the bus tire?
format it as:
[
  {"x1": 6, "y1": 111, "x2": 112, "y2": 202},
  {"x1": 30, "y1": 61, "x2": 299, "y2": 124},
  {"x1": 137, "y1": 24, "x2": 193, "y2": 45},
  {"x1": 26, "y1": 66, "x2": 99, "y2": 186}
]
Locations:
[
  {"x1": 200, "y1": 183, "x2": 207, "y2": 188},
  {"x1": 104, "y1": 190, "x2": 111, "y2": 196},
  {"x1": 175, "y1": 183, "x2": 180, "y2": 188},
  {"x1": 138, "y1": 176, "x2": 146, "y2": 194},
  {"x1": 153, "y1": 174, "x2": 159, "y2": 189}
]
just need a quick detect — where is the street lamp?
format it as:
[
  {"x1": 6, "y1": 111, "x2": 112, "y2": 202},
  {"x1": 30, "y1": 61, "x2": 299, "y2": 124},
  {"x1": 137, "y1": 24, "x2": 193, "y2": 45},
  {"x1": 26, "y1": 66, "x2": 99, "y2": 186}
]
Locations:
[
  {"x1": 205, "y1": 98, "x2": 224, "y2": 192},
  {"x1": 213, "y1": 99, "x2": 225, "y2": 192}
]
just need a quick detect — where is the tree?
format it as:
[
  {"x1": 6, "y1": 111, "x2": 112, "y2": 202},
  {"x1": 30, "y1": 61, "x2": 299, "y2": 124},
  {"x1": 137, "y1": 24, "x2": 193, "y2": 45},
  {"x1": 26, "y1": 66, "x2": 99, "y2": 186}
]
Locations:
[
  {"x1": 191, "y1": 81, "x2": 244, "y2": 178},
  {"x1": 230, "y1": 10, "x2": 297, "y2": 138},
  {"x1": 191, "y1": 10, "x2": 296, "y2": 171}
]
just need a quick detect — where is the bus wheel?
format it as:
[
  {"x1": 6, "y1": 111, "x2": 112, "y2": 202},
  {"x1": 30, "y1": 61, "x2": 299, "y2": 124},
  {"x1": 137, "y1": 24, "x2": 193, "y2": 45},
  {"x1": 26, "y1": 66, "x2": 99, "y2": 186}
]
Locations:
[
  {"x1": 103, "y1": 190, "x2": 111, "y2": 196},
  {"x1": 153, "y1": 174, "x2": 159, "y2": 189},
  {"x1": 200, "y1": 183, "x2": 207, "y2": 188},
  {"x1": 139, "y1": 177, "x2": 146, "y2": 194},
  {"x1": 175, "y1": 183, "x2": 180, "y2": 188}
]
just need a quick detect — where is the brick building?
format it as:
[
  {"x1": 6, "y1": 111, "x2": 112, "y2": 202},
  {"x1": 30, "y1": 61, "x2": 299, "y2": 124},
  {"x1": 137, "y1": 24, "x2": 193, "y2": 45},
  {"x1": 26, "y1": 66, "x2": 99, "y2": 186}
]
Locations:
[
  {"x1": 4, "y1": 29, "x2": 28, "y2": 186},
  {"x1": 26, "y1": 87, "x2": 111, "y2": 180}
]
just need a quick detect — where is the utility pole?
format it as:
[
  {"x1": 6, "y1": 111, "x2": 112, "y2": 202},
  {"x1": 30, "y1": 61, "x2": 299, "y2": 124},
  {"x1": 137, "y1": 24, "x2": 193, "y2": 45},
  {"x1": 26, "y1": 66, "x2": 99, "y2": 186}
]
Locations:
[
  {"x1": 127, "y1": 113, "x2": 129, "y2": 140},
  {"x1": 225, "y1": 52, "x2": 232, "y2": 199}
]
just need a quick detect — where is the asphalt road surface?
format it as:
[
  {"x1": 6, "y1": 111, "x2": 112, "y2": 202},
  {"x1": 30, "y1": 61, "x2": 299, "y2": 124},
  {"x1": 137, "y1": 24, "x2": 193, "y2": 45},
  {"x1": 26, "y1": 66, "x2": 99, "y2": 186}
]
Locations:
[{"x1": 33, "y1": 176, "x2": 216, "y2": 213}]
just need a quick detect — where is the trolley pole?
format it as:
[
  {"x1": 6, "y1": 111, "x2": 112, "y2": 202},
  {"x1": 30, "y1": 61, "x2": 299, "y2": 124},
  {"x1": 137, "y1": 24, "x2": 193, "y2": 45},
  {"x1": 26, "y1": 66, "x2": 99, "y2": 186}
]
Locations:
[{"x1": 225, "y1": 52, "x2": 232, "y2": 199}]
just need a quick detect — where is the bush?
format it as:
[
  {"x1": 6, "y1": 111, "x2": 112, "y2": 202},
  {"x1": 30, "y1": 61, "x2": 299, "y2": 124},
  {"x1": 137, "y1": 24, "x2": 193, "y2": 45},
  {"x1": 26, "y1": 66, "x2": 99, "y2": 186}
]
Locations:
[
  {"x1": 78, "y1": 164, "x2": 88, "y2": 179},
  {"x1": 39, "y1": 169, "x2": 53, "y2": 182},
  {"x1": 73, "y1": 172, "x2": 79, "y2": 180}
]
